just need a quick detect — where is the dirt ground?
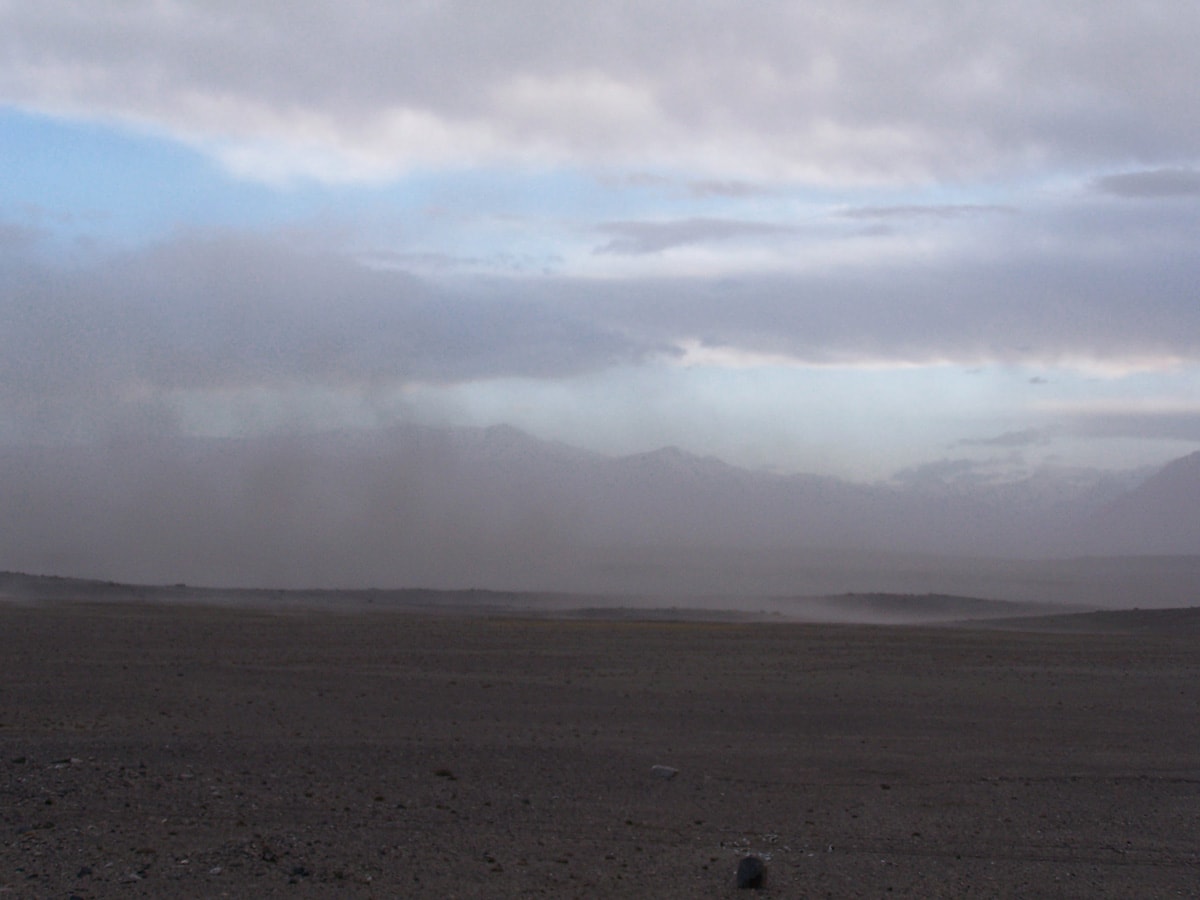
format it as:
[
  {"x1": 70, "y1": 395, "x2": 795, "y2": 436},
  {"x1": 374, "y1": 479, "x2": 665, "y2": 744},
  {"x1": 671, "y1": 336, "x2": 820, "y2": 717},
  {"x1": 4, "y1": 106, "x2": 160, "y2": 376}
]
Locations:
[{"x1": 2, "y1": 600, "x2": 1198, "y2": 897}]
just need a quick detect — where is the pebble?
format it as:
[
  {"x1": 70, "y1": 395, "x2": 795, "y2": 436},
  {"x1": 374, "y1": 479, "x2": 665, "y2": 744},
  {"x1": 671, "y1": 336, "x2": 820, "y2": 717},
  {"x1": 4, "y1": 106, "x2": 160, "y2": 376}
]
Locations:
[{"x1": 736, "y1": 855, "x2": 765, "y2": 889}]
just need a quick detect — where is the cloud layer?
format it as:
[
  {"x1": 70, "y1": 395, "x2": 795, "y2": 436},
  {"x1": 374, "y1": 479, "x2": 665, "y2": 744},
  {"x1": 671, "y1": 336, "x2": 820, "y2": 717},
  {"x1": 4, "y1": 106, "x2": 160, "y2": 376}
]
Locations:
[
  {"x1": 3, "y1": 2, "x2": 1200, "y2": 482},
  {"x1": 5, "y1": 2, "x2": 1200, "y2": 183}
]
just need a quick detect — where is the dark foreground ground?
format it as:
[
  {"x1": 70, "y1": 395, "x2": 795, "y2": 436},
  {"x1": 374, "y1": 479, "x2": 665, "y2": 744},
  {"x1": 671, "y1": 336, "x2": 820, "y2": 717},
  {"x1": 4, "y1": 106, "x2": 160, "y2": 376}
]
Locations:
[{"x1": 2, "y1": 601, "x2": 1198, "y2": 897}]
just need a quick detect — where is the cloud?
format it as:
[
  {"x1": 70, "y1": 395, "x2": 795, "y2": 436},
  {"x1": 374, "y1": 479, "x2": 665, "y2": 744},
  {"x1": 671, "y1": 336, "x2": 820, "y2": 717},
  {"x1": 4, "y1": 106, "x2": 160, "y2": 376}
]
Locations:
[
  {"x1": 1065, "y1": 411, "x2": 1200, "y2": 442},
  {"x1": 543, "y1": 222, "x2": 1200, "y2": 366},
  {"x1": 4, "y1": 2, "x2": 1200, "y2": 184},
  {"x1": 6, "y1": 159, "x2": 1200, "y2": 446},
  {"x1": 1093, "y1": 168, "x2": 1200, "y2": 198},
  {"x1": 6, "y1": 163, "x2": 1200, "y2": 447},
  {"x1": 593, "y1": 218, "x2": 797, "y2": 255},
  {"x1": 687, "y1": 180, "x2": 774, "y2": 198},
  {"x1": 0, "y1": 231, "x2": 665, "y2": 440},
  {"x1": 890, "y1": 457, "x2": 989, "y2": 487},
  {"x1": 959, "y1": 429, "x2": 1050, "y2": 448},
  {"x1": 0, "y1": 220, "x2": 41, "y2": 250},
  {"x1": 839, "y1": 204, "x2": 1016, "y2": 220}
]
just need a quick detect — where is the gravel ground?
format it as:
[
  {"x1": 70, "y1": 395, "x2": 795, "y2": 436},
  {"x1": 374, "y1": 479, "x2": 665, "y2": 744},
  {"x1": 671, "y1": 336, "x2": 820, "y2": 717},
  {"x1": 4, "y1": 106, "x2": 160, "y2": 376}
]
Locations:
[{"x1": 2, "y1": 601, "x2": 1199, "y2": 897}]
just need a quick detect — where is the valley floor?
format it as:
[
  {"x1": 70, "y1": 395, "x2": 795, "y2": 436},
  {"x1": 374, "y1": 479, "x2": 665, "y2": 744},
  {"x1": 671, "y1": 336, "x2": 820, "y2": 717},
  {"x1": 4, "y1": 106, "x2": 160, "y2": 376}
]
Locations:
[{"x1": 2, "y1": 600, "x2": 1198, "y2": 897}]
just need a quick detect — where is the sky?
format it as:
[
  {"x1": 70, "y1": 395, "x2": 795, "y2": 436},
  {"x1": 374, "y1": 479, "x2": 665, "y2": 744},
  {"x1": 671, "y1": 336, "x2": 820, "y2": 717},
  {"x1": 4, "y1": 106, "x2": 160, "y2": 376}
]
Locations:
[{"x1": 3, "y1": 1, "x2": 1200, "y2": 483}]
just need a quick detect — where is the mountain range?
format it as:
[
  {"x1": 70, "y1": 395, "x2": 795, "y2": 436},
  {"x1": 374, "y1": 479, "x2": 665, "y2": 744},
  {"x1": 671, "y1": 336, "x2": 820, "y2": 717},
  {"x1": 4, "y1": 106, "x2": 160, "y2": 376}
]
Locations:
[{"x1": 0, "y1": 424, "x2": 1196, "y2": 596}]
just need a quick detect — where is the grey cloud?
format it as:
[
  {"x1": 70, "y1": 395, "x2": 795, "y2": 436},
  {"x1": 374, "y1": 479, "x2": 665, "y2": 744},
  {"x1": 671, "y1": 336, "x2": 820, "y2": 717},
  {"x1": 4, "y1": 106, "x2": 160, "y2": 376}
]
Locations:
[
  {"x1": 556, "y1": 192, "x2": 1200, "y2": 365},
  {"x1": 0, "y1": 220, "x2": 41, "y2": 249},
  {"x1": 687, "y1": 180, "x2": 772, "y2": 198},
  {"x1": 594, "y1": 218, "x2": 796, "y2": 255},
  {"x1": 1065, "y1": 412, "x2": 1200, "y2": 442},
  {"x1": 531, "y1": 248, "x2": 1200, "y2": 367},
  {"x1": 959, "y1": 429, "x2": 1050, "y2": 448},
  {"x1": 358, "y1": 249, "x2": 562, "y2": 275},
  {"x1": 596, "y1": 172, "x2": 673, "y2": 190},
  {"x1": 0, "y1": 232, "x2": 659, "y2": 439},
  {"x1": 840, "y1": 204, "x2": 1016, "y2": 220},
  {"x1": 359, "y1": 250, "x2": 491, "y2": 272},
  {"x1": 890, "y1": 457, "x2": 989, "y2": 487},
  {"x1": 4, "y1": 3, "x2": 1200, "y2": 181},
  {"x1": 595, "y1": 174, "x2": 774, "y2": 199},
  {"x1": 7, "y1": 175, "x2": 1200, "y2": 445},
  {"x1": 1093, "y1": 168, "x2": 1200, "y2": 198}
]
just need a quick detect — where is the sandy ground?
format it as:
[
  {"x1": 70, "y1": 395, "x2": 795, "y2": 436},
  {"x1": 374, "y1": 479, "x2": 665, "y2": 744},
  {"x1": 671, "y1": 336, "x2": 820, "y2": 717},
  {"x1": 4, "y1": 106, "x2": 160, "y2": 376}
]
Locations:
[{"x1": 2, "y1": 600, "x2": 1199, "y2": 897}]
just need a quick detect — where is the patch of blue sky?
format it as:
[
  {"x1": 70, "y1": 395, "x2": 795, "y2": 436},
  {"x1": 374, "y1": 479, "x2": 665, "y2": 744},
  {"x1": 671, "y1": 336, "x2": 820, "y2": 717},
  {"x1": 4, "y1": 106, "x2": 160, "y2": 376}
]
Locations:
[
  {"x1": 0, "y1": 107, "x2": 359, "y2": 250},
  {"x1": 1, "y1": 105, "x2": 1008, "y2": 278}
]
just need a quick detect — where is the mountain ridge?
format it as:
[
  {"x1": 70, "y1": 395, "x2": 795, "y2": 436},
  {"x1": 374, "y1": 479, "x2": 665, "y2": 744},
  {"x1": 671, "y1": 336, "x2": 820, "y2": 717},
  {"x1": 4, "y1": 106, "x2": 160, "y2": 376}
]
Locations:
[{"x1": 0, "y1": 423, "x2": 1196, "y2": 592}]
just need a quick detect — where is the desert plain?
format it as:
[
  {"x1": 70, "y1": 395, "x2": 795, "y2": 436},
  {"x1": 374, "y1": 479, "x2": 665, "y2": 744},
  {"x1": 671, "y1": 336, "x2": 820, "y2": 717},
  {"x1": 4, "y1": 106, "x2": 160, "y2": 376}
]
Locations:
[{"x1": 2, "y1": 579, "x2": 1199, "y2": 898}]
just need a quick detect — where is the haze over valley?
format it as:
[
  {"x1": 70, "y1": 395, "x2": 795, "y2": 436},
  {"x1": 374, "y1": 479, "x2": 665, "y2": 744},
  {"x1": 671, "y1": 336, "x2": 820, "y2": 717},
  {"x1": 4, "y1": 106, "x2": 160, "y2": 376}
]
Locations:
[{"x1": 2, "y1": 424, "x2": 1196, "y2": 606}]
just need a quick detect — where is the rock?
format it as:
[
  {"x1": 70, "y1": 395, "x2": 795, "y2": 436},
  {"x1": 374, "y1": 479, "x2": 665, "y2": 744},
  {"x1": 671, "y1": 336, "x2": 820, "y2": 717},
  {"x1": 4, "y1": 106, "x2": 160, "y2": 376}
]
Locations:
[
  {"x1": 650, "y1": 765, "x2": 678, "y2": 780},
  {"x1": 736, "y1": 855, "x2": 765, "y2": 889}
]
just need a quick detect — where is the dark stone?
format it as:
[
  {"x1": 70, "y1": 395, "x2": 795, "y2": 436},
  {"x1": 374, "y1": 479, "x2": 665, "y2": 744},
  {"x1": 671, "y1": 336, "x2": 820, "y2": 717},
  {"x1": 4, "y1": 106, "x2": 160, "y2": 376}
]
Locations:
[{"x1": 736, "y1": 855, "x2": 765, "y2": 889}]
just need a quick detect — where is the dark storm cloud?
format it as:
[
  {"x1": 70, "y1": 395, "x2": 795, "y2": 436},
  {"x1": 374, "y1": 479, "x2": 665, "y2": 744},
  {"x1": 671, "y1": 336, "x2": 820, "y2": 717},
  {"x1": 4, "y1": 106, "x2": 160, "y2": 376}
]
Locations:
[
  {"x1": 1093, "y1": 168, "x2": 1200, "y2": 198},
  {"x1": 0, "y1": 232, "x2": 661, "y2": 437}
]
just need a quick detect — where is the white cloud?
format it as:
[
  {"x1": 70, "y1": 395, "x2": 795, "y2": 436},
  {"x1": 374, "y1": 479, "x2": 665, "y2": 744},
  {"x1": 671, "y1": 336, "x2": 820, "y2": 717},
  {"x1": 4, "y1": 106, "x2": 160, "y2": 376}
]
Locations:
[
  {"x1": 593, "y1": 218, "x2": 798, "y2": 255},
  {"x1": 5, "y1": 1, "x2": 1200, "y2": 185}
]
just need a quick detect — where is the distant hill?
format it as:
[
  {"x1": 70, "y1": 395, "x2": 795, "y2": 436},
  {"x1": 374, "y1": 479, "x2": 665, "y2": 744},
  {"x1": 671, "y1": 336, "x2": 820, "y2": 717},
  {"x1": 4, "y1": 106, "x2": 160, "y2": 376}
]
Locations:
[
  {"x1": 0, "y1": 571, "x2": 1080, "y2": 626},
  {"x1": 1086, "y1": 451, "x2": 1200, "y2": 554},
  {"x1": 0, "y1": 425, "x2": 1196, "y2": 593},
  {"x1": 967, "y1": 605, "x2": 1200, "y2": 636}
]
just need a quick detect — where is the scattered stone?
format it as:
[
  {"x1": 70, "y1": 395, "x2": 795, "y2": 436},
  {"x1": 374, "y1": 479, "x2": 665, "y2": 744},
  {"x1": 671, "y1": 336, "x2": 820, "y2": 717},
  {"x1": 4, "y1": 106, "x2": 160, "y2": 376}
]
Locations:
[
  {"x1": 650, "y1": 765, "x2": 678, "y2": 780},
  {"x1": 736, "y1": 855, "x2": 765, "y2": 889}
]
